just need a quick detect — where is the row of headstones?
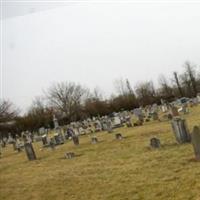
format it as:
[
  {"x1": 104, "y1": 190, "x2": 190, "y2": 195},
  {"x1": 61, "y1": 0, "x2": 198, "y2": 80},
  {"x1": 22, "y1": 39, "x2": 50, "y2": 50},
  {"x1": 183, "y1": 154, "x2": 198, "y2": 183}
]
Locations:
[
  {"x1": 150, "y1": 117, "x2": 200, "y2": 161},
  {"x1": 19, "y1": 133, "x2": 124, "y2": 161}
]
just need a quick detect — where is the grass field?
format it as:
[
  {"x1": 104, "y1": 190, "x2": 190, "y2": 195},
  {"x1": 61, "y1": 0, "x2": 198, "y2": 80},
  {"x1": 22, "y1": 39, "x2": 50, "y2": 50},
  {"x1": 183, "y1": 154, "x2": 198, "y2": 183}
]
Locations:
[{"x1": 0, "y1": 106, "x2": 200, "y2": 200}]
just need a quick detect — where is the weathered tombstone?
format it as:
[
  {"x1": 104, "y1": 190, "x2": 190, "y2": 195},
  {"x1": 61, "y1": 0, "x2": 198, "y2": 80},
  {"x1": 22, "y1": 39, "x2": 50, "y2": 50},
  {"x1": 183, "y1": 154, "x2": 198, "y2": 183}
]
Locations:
[
  {"x1": 2, "y1": 138, "x2": 6, "y2": 148},
  {"x1": 65, "y1": 152, "x2": 75, "y2": 159},
  {"x1": 126, "y1": 121, "x2": 132, "y2": 127},
  {"x1": 53, "y1": 114, "x2": 59, "y2": 129},
  {"x1": 191, "y1": 126, "x2": 200, "y2": 161},
  {"x1": 91, "y1": 136, "x2": 98, "y2": 144},
  {"x1": 42, "y1": 135, "x2": 48, "y2": 146},
  {"x1": 152, "y1": 112, "x2": 159, "y2": 120},
  {"x1": 24, "y1": 143, "x2": 37, "y2": 161},
  {"x1": 72, "y1": 135, "x2": 79, "y2": 145},
  {"x1": 58, "y1": 133, "x2": 65, "y2": 144},
  {"x1": 54, "y1": 133, "x2": 60, "y2": 145},
  {"x1": 170, "y1": 106, "x2": 179, "y2": 117},
  {"x1": 107, "y1": 119, "x2": 113, "y2": 133},
  {"x1": 94, "y1": 120, "x2": 102, "y2": 132},
  {"x1": 49, "y1": 138, "x2": 55, "y2": 150},
  {"x1": 167, "y1": 113, "x2": 173, "y2": 120},
  {"x1": 113, "y1": 116, "x2": 122, "y2": 128},
  {"x1": 171, "y1": 118, "x2": 191, "y2": 143},
  {"x1": 145, "y1": 118, "x2": 150, "y2": 122},
  {"x1": 115, "y1": 133, "x2": 123, "y2": 140},
  {"x1": 150, "y1": 138, "x2": 161, "y2": 148},
  {"x1": 12, "y1": 141, "x2": 17, "y2": 151}
]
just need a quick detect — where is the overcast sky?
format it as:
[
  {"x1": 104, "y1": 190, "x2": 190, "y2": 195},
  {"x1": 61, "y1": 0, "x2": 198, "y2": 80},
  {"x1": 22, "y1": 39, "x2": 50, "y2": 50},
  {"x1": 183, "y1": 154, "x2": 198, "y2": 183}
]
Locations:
[{"x1": 1, "y1": 0, "x2": 200, "y2": 113}]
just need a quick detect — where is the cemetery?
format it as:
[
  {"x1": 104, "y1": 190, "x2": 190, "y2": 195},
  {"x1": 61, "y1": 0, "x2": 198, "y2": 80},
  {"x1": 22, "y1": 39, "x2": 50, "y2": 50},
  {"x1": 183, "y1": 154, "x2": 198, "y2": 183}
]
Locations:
[{"x1": 0, "y1": 103, "x2": 200, "y2": 200}]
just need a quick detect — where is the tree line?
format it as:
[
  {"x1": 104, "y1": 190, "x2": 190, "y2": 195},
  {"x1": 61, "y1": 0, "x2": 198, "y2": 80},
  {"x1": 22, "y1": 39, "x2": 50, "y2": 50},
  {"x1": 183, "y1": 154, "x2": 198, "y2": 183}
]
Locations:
[{"x1": 0, "y1": 61, "x2": 200, "y2": 135}]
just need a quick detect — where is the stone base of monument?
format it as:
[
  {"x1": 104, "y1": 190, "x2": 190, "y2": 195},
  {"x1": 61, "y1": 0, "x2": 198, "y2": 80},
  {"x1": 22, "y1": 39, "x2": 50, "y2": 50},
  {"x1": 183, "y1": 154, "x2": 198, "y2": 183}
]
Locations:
[
  {"x1": 115, "y1": 133, "x2": 123, "y2": 140},
  {"x1": 65, "y1": 152, "x2": 75, "y2": 159},
  {"x1": 91, "y1": 137, "x2": 98, "y2": 144},
  {"x1": 150, "y1": 137, "x2": 161, "y2": 148}
]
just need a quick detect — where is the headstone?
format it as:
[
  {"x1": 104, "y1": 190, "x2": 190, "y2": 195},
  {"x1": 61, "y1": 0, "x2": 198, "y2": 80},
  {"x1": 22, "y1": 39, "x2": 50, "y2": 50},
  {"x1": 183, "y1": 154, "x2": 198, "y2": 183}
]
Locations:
[
  {"x1": 95, "y1": 120, "x2": 102, "y2": 132},
  {"x1": 91, "y1": 136, "x2": 98, "y2": 144},
  {"x1": 126, "y1": 121, "x2": 132, "y2": 127},
  {"x1": 12, "y1": 141, "x2": 17, "y2": 151},
  {"x1": 107, "y1": 119, "x2": 113, "y2": 133},
  {"x1": 197, "y1": 93, "x2": 200, "y2": 103},
  {"x1": 53, "y1": 114, "x2": 59, "y2": 129},
  {"x1": 24, "y1": 143, "x2": 37, "y2": 161},
  {"x1": 72, "y1": 135, "x2": 79, "y2": 145},
  {"x1": 152, "y1": 112, "x2": 159, "y2": 120},
  {"x1": 191, "y1": 126, "x2": 200, "y2": 161},
  {"x1": 39, "y1": 127, "x2": 45, "y2": 135},
  {"x1": 170, "y1": 106, "x2": 179, "y2": 117},
  {"x1": 65, "y1": 152, "x2": 75, "y2": 159},
  {"x1": 115, "y1": 133, "x2": 123, "y2": 140},
  {"x1": 42, "y1": 135, "x2": 48, "y2": 146},
  {"x1": 49, "y1": 138, "x2": 55, "y2": 150},
  {"x1": 167, "y1": 113, "x2": 173, "y2": 120},
  {"x1": 150, "y1": 138, "x2": 161, "y2": 148},
  {"x1": 113, "y1": 116, "x2": 122, "y2": 128},
  {"x1": 171, "y1": 118, "x2": 191, "y2": 143}
]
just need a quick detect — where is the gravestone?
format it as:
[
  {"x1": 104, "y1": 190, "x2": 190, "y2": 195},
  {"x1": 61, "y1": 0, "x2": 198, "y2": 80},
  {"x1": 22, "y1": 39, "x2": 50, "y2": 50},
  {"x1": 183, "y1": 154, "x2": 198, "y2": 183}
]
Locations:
[
  {"x1": 126, "y1": 121, "x2": 132, "y2": 127},
  {"x1": 54, "y1": 133, "x2": 60, "y2": 145},
  {"x1": 191, "y1": 126, "x2": 200, "y2": 161},
  {"x1": 24, "y1": 143, "x2": 37, "y2": 161},
  {"x1": 65, "y1": 152, "x2": 75, "y2": 159},
  {"x1": 53, "y1": 115, "x2": 59, "y2": 129},
  {"x1": 150, "y1": 138, "x2": 161, "y2": 148},
  {"x1": 107, "y1": 119, "x2": 113, "y2": 133},
  {"x1": 53, "y1": 133, "x2": 64, "y2": 145},
  {"x1": 49, "y1": 138, "x2": 55, "y2": 150},
  {"x1": 171, "y1": 118, "x2": 191, "y2": 143},
  {"x1": 170, "y1": 106, "x2": 179, "y2": 117},
  {"x1": 167, "y1": 113, "x2": 173, "y2": 120},
  {"x1": 12, "y1": 141, "x2": 17, "y2": 151},
  {"x1": 113, "y1": 116, "x2": 122, "y2": 128},
  {"x1": 152, "y1": 112, "x2": 159, "y2": 120},
  {"x1": 42, "y1": 135, "x2": 48, "y2": 146},
  {"x1": 115, "y1": 133, "x2": 123, "y2": 140},
  {"x1": 72, "y1": 135, "x2": 79, "y2": 145},
  {"x1": 91, "y1": 136, "x2": 98, "y2": 144}
]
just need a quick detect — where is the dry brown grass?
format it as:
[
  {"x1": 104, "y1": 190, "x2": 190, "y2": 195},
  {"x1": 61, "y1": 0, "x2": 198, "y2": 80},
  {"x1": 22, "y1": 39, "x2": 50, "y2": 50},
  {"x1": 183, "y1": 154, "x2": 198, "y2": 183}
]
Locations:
[{"x1": 0, "y1": 106, "x2": 200, "y2": 200}]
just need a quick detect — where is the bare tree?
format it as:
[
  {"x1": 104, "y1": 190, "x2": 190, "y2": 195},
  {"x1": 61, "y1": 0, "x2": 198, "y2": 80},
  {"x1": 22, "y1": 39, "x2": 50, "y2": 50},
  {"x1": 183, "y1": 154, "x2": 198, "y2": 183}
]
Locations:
[
  {"x1": 173, "y1": 72, "x2": 184, "y2": 97},
  {"x1": 158, "y1": 75, "x2": 174, "y2": 98},
  {"x1": 184, "y1": 61, "x2": 198, "y2": 96},
  {"x1": 135, "y1": 81, "x2": 157, "y2": 106},
  {"x1": 0, "y1": 99, "x2": 19, "y2": 123},
  {"x1": 46, "y1": 82, "x2": 89, "y2": 122}
]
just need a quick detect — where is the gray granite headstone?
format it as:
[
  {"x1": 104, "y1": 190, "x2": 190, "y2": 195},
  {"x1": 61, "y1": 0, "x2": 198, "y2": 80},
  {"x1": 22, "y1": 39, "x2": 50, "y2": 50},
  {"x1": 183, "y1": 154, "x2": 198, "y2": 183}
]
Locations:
[
  {"x1": 42, "y1": 135, "x2": 48, "y2": 146},
  {"x1": 150, "y1": 138, "x2": 160, "y2": 148},
  {"x1": 115, "y1": 133, "x2": 123, "y2": 140},
  {"x1": 24, "y1": 143, "x2": 37, "y2": 161},
  {"x1": 171, "y1": 118, "x2": 191, "y2": 143},
  {"x1": 72, "y1": 135, "x2": 79, "y2": 145},
  {"x1": 91, "y1": 137, "x2": 98, "y2": 144},
  {"x1": 65, "y1": 152, "x2": 75, "y2": 159},
  {"x1": 191, "y1": 126, "x2": 200, "y2": 160}
]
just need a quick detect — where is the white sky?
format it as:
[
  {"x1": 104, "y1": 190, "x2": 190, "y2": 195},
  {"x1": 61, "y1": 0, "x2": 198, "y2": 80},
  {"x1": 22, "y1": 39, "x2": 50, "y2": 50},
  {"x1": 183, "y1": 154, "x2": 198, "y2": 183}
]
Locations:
[{"x1": 1, "y1": 0, "x2": 200, "y2": 112}]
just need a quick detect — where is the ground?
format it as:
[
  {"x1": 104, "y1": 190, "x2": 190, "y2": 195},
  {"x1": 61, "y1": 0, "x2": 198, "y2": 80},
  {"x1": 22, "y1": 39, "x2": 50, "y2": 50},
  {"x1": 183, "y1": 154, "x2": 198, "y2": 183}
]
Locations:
[{"x1": 0, "y1": 106, "x2": 200, "y2": 200}]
